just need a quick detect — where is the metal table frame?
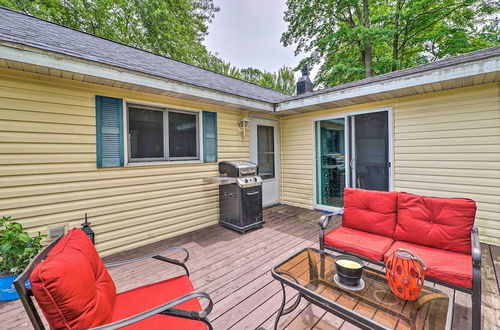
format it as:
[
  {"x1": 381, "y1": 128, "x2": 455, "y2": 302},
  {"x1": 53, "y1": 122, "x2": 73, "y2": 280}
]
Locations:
[{"x1": 271, "y1": 247, "x2": 453, "y2": 330}]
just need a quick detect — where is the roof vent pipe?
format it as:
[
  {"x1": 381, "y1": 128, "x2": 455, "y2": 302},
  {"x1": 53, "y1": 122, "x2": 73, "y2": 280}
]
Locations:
[{"x1": 296, "y1": 65, "x2": 313, "y2": 95}]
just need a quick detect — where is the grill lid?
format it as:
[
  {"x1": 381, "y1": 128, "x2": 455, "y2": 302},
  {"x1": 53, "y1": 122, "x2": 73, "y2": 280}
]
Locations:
[
  {"x1": 219, "y1": 160, "x2": 257, "y2": 177},
  {"x1": 221, "y1": 160, "x2": 256, "y2": 169}
]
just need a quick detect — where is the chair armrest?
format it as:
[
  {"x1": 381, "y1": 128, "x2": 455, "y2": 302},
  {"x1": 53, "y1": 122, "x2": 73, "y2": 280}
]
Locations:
[
  {"x1": 319, "y1": 214, "x2": 332, "y2": 229},
  {"x1": 471, "y1": 227, "x2": 481, "y2": 268},
  {"x1": 105, "y1": 247, "x2": 190, "y2": 276},
  {"x1": 105, "y1": 247, "x2": 189, "y2": 268},
  {"x1": 319, "y1": 209, "x2": 343, "y2": 229},
  {"x1": 89, "y1": 291, "x2": 213, "y2": 330}
]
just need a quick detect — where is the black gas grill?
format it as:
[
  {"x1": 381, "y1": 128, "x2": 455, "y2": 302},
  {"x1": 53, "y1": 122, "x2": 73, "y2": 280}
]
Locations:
[{"x1": 217, "y1": 161, "x2": 264, "y2": 233}]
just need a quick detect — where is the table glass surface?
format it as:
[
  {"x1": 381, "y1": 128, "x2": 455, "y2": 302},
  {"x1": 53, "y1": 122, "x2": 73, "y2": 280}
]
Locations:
[{"x1": 273, "y1": 248, "x2": 451, "y2": 330}]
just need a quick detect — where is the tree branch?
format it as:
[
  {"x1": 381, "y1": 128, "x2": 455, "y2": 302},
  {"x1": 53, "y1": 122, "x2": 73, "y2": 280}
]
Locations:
[{"x1": 398, "y1": 3, "x2": 467, "y2": 52}]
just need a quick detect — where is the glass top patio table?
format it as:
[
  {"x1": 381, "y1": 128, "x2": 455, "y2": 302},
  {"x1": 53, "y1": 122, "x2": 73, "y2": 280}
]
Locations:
[{"x1": 271, "y1": 247, "x2": 452, "y2": 330}]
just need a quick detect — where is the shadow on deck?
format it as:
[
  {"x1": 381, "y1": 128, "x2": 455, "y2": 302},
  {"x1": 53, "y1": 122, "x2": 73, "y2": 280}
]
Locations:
[{"x1": 0, "y1": 204, "x2": 498, "y2": 329}]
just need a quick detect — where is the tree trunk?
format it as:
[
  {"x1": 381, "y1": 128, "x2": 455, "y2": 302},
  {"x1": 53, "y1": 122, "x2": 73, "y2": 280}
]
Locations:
[
  {"x1": 359, "y1": 41, "x2": 366, "y2": 73},
  {"x1": 392, "y1": 21, "x2": 400, "y2": 71},
  {"x1": 392, "y1": 1, "x2": 402, "y2": 71},
  {"x1": 362, "y1": 0, "x2": 372, "y2": 77}
]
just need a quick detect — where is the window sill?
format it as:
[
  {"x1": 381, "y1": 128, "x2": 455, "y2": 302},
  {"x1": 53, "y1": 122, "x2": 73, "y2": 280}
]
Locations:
[{"x1": 125, "y1": 160, "x2": 204, "y2": 167}]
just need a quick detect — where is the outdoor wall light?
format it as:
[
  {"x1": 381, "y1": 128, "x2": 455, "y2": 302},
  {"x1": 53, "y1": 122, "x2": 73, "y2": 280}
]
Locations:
[
  {"x1": 81, "y1": 213, "x2": 95, "y2": 245},
  {"x1": 238, "y1": 117, "x2": 250, "y2": 137}
]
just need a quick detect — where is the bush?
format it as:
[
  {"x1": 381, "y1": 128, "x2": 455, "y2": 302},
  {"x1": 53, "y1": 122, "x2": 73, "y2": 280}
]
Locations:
[{"x1": 0, "y1": 216, "x2": 45, "y2": 276}]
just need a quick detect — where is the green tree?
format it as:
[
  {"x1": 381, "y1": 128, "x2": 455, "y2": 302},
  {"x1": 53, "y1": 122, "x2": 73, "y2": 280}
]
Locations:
[
  {"x1": 204, "y1": 56, "x2": 297, "y2": 94},
  {"x1": 1, "y1": 0, "x2": 297, "y2": 94},
  {"x1": 262, "y1": 66, "x2": 296, "y2": 95},
  {"x1": 0, "y1": 0, "x2": 218, "y2": 66},
  {"x1": 282, "y1": 0, "x2": 499, "y2": 87},
  {"x1": 204, "y1": 54, "x2": 243, "y2": 78},
  {"x1": 239, "y1": 66, "x2": 296, "y2": 95}
]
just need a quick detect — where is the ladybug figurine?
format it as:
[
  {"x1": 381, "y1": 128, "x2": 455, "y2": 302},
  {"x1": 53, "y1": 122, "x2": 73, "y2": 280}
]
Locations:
[{"x1": 385, "y1": 248, "x2": 426, "y2": 300}]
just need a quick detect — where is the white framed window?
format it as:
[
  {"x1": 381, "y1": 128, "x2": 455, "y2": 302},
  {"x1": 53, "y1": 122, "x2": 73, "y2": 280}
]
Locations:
[{"x1": 127, "y1": 104, "x2": 200, "y2": 162}]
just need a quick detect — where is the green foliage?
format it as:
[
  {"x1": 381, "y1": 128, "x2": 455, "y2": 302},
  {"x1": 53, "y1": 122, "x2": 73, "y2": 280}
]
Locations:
[
  {"x1": 0, "y1": 0, "x2": 218, "y2": 66},
  {"x1": 1, "y1": 0, "x2": 296, "y2": 93},
  {"x1": 240, "y1": 66, "x2": 296, "y2": 95},
  {"x1": 282, "y1": 0, "x2": 499, "y2": 87},
  {"x1": 257, "y1": 66, "x2": 297, "y2": 95},
  {"x1": 203, "y1": 55, "x2": 297, "y2": 94},
  {"x1": 0, "y1": 216, "x2": 45, "y2": 276}
]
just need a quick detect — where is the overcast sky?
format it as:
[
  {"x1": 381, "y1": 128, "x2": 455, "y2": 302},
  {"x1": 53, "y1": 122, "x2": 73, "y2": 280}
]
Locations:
[{"x1": 203, "y1": 0, "x2": 305, "y2": 78}]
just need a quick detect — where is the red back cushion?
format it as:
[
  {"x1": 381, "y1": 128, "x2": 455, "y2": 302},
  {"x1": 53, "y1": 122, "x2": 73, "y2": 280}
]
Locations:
[
  {"x1": 342, "y1": 188, "x2": 398, "y2": 237},
  {"x1": 395, "y1": 192, "x2": 476, "y2": 254},
  {"x1": 30, "y1": 228, "x2": 116, "y2": 329}
]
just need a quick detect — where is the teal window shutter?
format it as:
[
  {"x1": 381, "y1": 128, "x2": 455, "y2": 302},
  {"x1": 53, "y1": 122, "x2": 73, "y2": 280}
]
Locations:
[
  {"x1": 96, "y1": 96, "x2": 124, "y2": 168},
  {"x1": 203, "y1": 111, "x2": 217, "y2": 162}
]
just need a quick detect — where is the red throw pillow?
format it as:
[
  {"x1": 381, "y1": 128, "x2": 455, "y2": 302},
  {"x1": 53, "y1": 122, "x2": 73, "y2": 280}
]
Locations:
[
  {"x1": 30, "y1": 228, "x2": 116, "y2": 329},
  {"x1": 394, "y1": 192, "x2": 476, "y2": 254},
  {"x1": 342, "y1": 188, "x2": 398, "y2": 238}
]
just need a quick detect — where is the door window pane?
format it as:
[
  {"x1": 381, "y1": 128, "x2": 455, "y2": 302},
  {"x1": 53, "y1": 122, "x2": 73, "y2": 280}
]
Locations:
[
  {"x1": 354, "y1": 112, "x2": 389, "y2": 191},
  {"x1": 169, "y1": 111, "x2": 198, "y2": 158},
  {"x1": 257, "y1": 125, "x2": 275, "y2": 180},
  {"x1": 129, "y1": 107, "x2": 164, "y2": 158},
  {"x1": 316, "y1": 119, "x2": 345, "y2": 207}
]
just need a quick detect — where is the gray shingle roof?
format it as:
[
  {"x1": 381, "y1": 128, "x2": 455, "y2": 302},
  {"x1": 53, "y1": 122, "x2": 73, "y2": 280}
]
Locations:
[
  {"x1": 0, "y1": 7, "x2": 289, "y2": 103},
  {"x1": 1, "y1": 7, "x2": 498, "y2": 107}
]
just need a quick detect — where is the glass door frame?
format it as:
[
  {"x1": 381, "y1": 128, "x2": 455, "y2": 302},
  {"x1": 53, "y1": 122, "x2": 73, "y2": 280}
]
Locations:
[
  {"x1": 313, "y1": 107, "x2": 394, "y2": 213},
  {"x1": 314, "y1": 116, "x2": 350, "y2": 211}
]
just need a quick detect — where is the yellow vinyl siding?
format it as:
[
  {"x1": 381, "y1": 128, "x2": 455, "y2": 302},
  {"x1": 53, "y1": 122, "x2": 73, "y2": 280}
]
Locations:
[
  {"x1": 0, "y1": 68, "x2": 255, "y2": 256},
  {"x1": 393, "y1": 84, "x2": 500, "y2": 246},
  {"x1": 280, "y1": 115, "x2": 314, "y2": 209},
  {"x1": 281, "y1": 83, "x2": 500, "y2": 245},
  {"x1": 1, "y1": 65, "x2": 499, "y2": 250}
]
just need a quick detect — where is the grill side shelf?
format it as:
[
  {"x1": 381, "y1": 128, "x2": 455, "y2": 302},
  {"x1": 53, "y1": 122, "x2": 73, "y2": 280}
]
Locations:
[{"x1": 203, "y1": 177, "x2": 237, "y2": 185}]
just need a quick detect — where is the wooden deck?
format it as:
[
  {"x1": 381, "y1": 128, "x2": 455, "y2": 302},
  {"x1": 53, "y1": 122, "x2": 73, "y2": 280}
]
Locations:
[{"x1": 1, "y1": 204, "x2": 499, "y2": 329}]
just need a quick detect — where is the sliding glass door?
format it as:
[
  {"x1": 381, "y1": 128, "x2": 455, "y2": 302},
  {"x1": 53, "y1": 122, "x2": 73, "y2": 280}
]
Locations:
[{"x1": 315, "y1": 110, "x2": 391, "y2": 210}]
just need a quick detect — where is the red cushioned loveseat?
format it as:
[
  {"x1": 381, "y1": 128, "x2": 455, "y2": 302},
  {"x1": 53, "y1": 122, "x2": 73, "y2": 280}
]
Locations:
[
  {"x1": 13, "y1": 228, "x2": 213, "y2": 330},
  {"x1": 319, "y1": 188, "x2": 482, "y2": 329}
]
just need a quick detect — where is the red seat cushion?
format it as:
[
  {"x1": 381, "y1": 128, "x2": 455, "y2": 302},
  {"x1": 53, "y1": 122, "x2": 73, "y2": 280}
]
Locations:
[
  {"x1": 342, "y1": 188, "x2": 398, "y2": 237},
  {"x1": 324, "y1": 226, "x2": 394, "y2": 261},
  {"x1": 30, "y1": 228, "x2": 116, "y2": 329},
  {"x1": 395, "y1": 192, "x2": 476, "y2": 254},
  {"x1": 384, "y1": 241, "x2": 472, "y2": 289},
  {"x1": 109, "y1": 275, "x2": 207, "y2": 330}
]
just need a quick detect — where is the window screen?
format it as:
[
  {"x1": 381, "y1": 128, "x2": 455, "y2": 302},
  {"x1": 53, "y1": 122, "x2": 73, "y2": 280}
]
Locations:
[
  {"x1": 168, "y1": 111, "x2": 198, "y2": 158},
  {"x1": 128, "y1": 107, "x2": 164, "y2": 159}
]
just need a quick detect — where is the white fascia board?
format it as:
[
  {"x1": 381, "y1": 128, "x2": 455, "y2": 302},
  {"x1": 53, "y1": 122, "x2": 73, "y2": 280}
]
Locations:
[
  {"x1": 0, "y1": 43, "x2": 275, "y2": 112},
  {"x1": 276, "y1": 56, "x2": 500, "y2": 112}
]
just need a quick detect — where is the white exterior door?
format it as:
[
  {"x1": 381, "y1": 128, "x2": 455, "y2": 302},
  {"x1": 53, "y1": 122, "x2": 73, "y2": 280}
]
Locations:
[{"x1": 250, "y1": 117, "x2": 280, "y2": 206}]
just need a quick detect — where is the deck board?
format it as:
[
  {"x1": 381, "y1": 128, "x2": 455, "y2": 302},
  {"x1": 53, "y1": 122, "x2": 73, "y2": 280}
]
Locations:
[{"x1": 0, "y1": 204, "x2": 498, "y2": 329}]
